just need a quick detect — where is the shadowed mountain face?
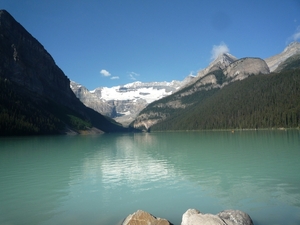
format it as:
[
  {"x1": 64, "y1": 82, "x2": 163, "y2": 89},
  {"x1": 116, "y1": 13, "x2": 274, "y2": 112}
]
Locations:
[
  {"x1": 0, "y1": 10, "x2": 76, "y2": 107},
  {"x1": 0, "y1": 10, "x2": 130, "y2": 135}
]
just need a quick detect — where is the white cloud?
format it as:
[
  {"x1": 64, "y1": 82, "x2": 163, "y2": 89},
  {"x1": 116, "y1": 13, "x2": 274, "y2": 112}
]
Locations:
[
  {"x1": 111, "y1": 76, "x2": 119, "y2": 80},
  {"x1": 100, "y1": 69, "x2": 111, "y2": 77},
  {"x1": 210, "y1": 42, "x2": 230, "y2": 60},
  {"x1": 128, "y1": 72, "x2": 140, "y2": 80},
  {"x1": 287, "y1": 26, "x2": 300, "y2": 44},
  {"x1": 292, "y1": 26, "x2": 300, "y2": 41}
]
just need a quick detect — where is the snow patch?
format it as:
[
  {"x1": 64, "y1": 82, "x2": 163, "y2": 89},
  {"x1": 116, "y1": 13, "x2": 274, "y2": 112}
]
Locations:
[{"x1": 100, "y1": 86, "x2": 171, "y2": 103}]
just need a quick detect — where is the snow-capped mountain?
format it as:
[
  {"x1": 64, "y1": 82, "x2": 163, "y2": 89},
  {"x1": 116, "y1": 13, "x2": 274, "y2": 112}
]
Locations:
[
  {"x1": 71, "y1": 42, "x2": 300, "y2": 128},
  {"x1": 71, "y1": 79, "x2": 188, "y2": 126},
  {"x1": 99, "y1": 81, "x2": 182, "y2": 103}
]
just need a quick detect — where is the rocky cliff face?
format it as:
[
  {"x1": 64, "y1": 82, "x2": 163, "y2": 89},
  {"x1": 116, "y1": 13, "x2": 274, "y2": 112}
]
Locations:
[
  {"x1": 265, "y1": 42, "x2": 300, "y2": 72},
  {"x1": 223, "y1": 57, "x2": 270, "y2": 82},
  {"x1": 0, "y1": 10, "x2": 128, "y2": 134},
  {"x1": 0, "y1": 10, "x2": 75, "y2": 107},
  {"x1": 181, "y1": 53, "x2": 237, "y2": 90},
  {"x1": 71, "y1": 81, "x2": 116, "y2": 117}
]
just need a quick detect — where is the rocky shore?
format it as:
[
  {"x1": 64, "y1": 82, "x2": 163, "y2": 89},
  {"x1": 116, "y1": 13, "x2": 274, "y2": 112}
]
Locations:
[{"x1": 121, "y1": 209, "x2": 254, "y2": 225}]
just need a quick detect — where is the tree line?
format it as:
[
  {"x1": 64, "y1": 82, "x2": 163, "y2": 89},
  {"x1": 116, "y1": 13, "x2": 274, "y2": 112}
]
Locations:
[{"x1": 150, "y1": 68, "x2": 300, "y2": 131}]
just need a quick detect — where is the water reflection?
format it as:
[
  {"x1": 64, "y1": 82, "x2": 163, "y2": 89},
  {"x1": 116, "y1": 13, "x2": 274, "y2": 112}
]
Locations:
[
  {"x1": 75, "y1": 131, "x2": 300, "y2": 224},
  {"x1": 0, "y1": 131, "x2": 299, "y2": 225},
  {"x1": 100, "y1": 134, "x2": 175, "y2": 189}
]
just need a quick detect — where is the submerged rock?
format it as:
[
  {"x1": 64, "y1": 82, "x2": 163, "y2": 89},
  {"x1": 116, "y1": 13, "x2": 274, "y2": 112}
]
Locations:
[
  {"x1": 181, "y1": 209, "x2": 253, "y2": 225},
  {"x1": 122, "y1": 210, "x2": 172, "y2": 225}
]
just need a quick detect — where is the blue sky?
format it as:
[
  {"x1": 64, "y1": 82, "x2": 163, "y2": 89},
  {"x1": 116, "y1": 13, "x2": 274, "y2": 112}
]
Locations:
[{"x1": 2, "y1": 0, "x2": 300, "y2": 89}]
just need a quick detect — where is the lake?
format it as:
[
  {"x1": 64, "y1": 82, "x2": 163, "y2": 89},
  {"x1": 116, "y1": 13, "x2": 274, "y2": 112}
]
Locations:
[{"x1": 0, "y1": 130, "x2": 300, "y2": 225}]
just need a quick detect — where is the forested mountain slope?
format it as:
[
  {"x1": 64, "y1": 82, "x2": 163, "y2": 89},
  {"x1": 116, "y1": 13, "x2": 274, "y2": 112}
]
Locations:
[
  {"x1": 131, "y1": 56, "x2": 270, "y2": 131},
  {"x1": 274, "y1": 53, "x2": 300, "y2": 72},
  {"x1": 149, "y1": 68, "x2": 300, "y2": 131}
]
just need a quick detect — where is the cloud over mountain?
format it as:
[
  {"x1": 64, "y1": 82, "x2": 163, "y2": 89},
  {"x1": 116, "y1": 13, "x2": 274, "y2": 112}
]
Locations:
[
  {"x1": 211, "y1": 42, "x2": 230, "y2": 60},
  {"x1": 287, "y1": 26, "x2": 300, "y2": 44},
  {"x1": 291, "y1": 26, "x2": 300, "y2": 41}
]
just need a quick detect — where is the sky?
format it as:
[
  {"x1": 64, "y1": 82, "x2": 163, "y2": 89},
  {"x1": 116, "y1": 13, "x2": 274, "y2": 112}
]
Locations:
[{"x1": 2, "y1": 0, "x2": 300, "y2": 90}]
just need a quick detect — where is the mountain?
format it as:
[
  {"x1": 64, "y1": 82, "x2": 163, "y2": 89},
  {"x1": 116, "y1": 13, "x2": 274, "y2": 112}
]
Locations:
[
  {"x1": 177, "y1": 53, "x2": 237, "y2": 92},
  {"x1": 147, "y1": 67, "x2": 300, "y2": 131},
  {"x1": 70, "y1": 81, "x2": 116, "y2": 118},
  {"x1": 0, "y1": 10, "x2": 130, "y2": 135},
  {"x1": 265, "y1": 42, "x2": 300, "y2": 72},
  {"x1": 71, "y1": 79, "x2": 189, "y2": 126},
  {"x1": 130, "y1": 54, "x2": 270, "y2": 131},
  {"x1": 272, "y1": 53, "x2": 300, "y2": 72}
]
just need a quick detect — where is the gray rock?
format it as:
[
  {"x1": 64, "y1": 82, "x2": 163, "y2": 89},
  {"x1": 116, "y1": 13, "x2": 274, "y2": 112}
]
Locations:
[
  {"x1": 181, "y1": 209, "x2": 253, "y2": 225},
  {"x1": 223, "y1": 57, "x2": 270, "y2": 82},
  {"x1": 217, "y1": 210, "x2": 254, "y2": 225}
]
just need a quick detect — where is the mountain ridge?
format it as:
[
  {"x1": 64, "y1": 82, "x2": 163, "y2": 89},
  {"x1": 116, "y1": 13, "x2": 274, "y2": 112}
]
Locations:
[
  {"x1": 137, "y1": 54, "x2": 300, "y2": 131},
  {"x1": 265, "y1": 41, "x2": 300, "y2": 72},
  {"x1": 2, "y1": 9, "x2": 299, "y2": 135},
  {"x1": 147, "y1": 68, "x2": 300, "y2": 131},
  {"x1": 71, "y1": 79, "x2": 186, "y2": 126},
  {"x1": 130, "y1": 55, "x2": 271, "y2": 131},
  {"x1": 71, "y1": 43, "x2": 299, "y2": 128}
]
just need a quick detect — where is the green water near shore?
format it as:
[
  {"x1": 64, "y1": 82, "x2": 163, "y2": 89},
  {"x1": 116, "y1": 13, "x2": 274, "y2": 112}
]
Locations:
[{"x1": 0, "y1": 130, "x2": 299, "y2": 225}]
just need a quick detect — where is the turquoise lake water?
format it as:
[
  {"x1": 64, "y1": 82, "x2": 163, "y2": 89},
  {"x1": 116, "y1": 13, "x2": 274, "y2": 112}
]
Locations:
[{"x1": 0, "y1": 130, "x2": 300, "y2": 225}]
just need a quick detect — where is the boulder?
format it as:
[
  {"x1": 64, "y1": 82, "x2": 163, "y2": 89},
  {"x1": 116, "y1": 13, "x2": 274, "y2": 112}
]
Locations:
[
  {"x1": 181, "y1": 209, "x2": 253, "y2": 225},
  {"x1": 217, "y1": 210, "x2": 254, "y2": 225},
  {"x1": 122, "y1": 210, "x2": 172, "y2": 225}
]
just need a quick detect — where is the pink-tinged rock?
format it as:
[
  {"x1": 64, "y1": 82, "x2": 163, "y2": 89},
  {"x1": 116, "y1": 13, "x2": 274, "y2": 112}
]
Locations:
[{"x1": 122, "y1": 210, "x2": 172, "y2": 225}]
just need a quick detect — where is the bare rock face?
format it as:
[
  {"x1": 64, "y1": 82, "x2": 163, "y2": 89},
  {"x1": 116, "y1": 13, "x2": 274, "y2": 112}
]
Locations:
[
  {"x1": 71, "y1": 81, "x2": 115, "y2": 117},
  {"x1": 122, "y1": 210, "x2": 172, "y2": 225},
  {"x1": 224, "y1": 57, "x2": 270, "y2": 82},
  {"x1": 0, "y1": 10, "x2": 74, "y2": 107},
  {"x1": 181, "y1": 209, "x2": 253, "y2": 225},
  {"x1": 182, "y1": 53, "x2": 237, "y2": 90},
  {"x1": 265, "y1": 42, "x2": 300, "y2": 72}
]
